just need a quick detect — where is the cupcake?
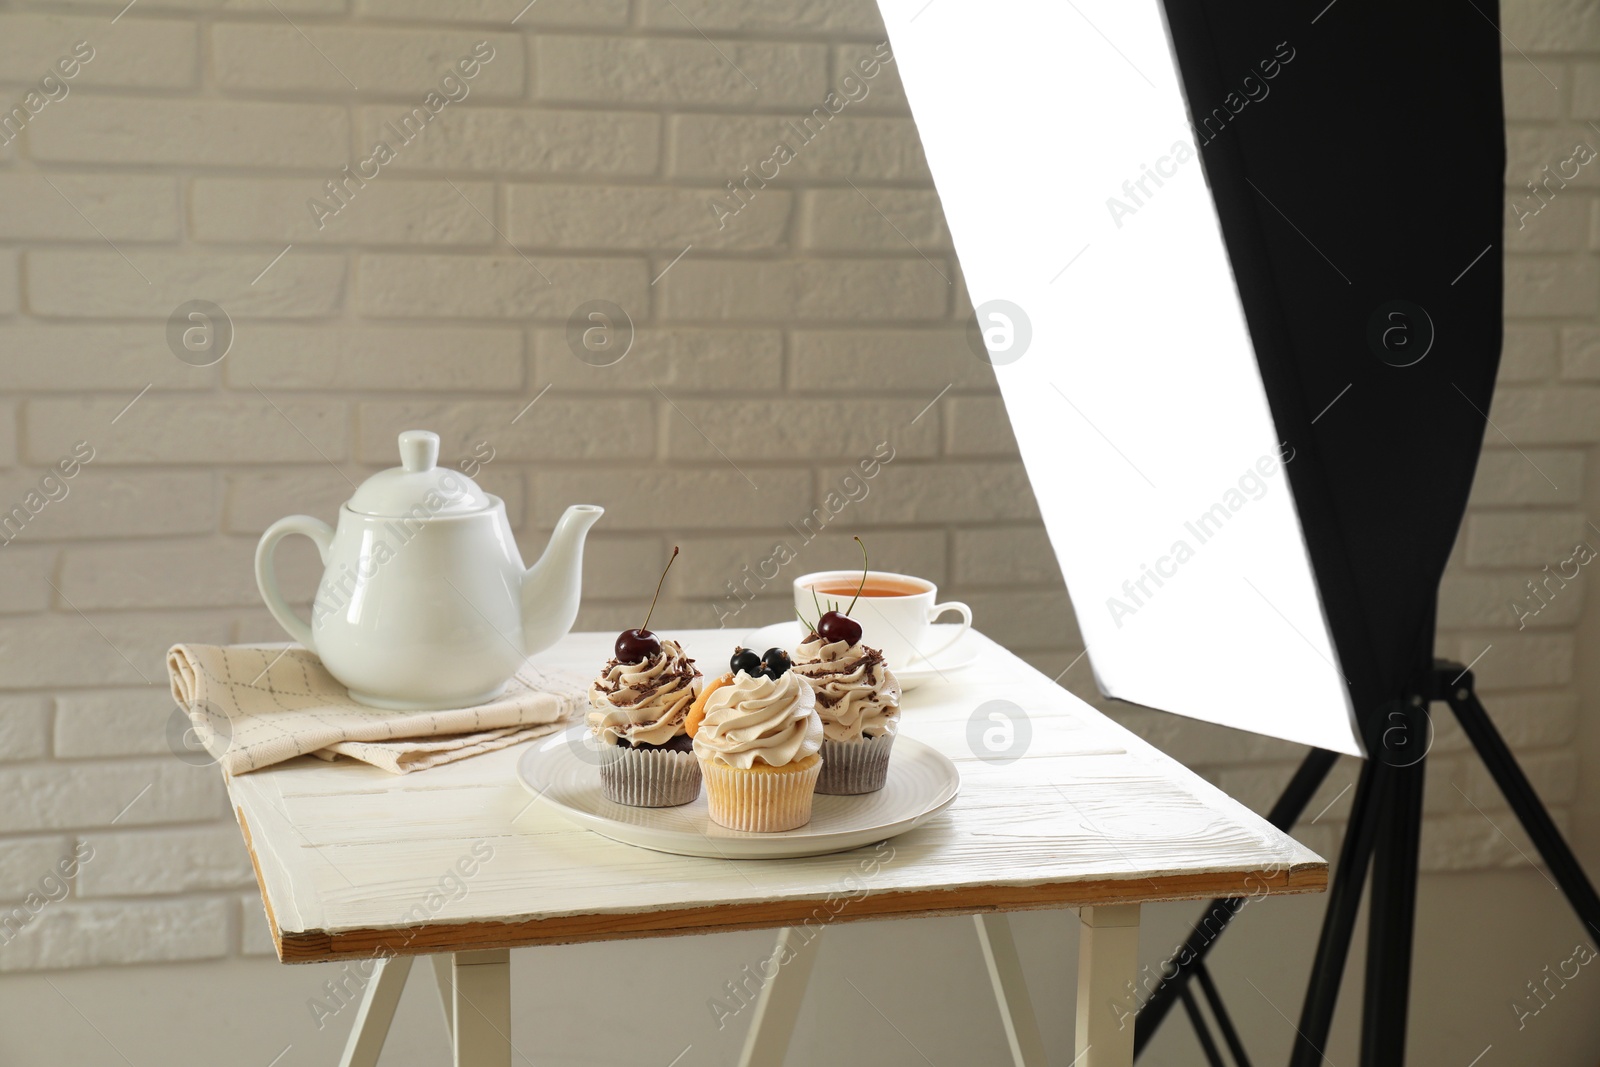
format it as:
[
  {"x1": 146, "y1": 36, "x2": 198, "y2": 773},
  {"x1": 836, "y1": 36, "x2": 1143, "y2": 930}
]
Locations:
[
  {"x1": 793, "y1": 632, "x2": 900, "y2": 794},
  {"x1": 587, "y1": 547, "x2": 701, "y2": 807},
  {"x1": 792, "y1": 536, "x2": 901, "y2": 794},
  {"x1": 687, "y1": 649, "x2": 823, "y2": 832}
]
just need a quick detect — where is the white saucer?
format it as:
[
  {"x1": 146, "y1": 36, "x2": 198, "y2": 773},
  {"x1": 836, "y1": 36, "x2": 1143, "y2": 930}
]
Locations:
[
  {"x1": 740, "y1": 621, "x2": 978, "y2": 692},
  {"x1": 517, "y1": 726, "x2": 960, "y2": 859}
]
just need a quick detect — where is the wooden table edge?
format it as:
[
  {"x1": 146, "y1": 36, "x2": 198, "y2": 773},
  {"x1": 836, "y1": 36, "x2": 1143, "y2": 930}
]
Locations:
[
  {"x1": 247, "y1": 819, "x2": 1326, "y2": 963},
  {"x1": 237, "y1": 807, "x2": 286, "y2": 951}
]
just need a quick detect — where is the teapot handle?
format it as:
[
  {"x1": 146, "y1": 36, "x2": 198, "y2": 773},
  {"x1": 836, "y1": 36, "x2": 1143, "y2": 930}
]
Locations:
[{"x1": 255, "y1": 515, "x2": 334, "y2": 650}]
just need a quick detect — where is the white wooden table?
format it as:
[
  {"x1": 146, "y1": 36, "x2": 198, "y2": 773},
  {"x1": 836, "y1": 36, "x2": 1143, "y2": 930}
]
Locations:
[{"x1": 227, "y1": 629, "x2": 1325, "y2": 1067}]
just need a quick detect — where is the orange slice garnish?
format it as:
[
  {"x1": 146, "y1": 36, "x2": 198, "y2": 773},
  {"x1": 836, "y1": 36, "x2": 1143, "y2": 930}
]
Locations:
[{"x1": 686, "y1": 673, "x2": 734, "y2": 738}]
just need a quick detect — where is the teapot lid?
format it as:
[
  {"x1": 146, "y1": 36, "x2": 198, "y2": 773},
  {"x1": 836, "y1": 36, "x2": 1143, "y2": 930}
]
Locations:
[{"x1": 347, "y1": 430, "x2": 494, "y2": 517}]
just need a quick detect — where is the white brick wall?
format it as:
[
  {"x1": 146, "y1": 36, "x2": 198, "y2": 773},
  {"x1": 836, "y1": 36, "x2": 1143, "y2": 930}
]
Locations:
[{"x1": 0, "y1": 0, "x2": 1592, "y2": 977}]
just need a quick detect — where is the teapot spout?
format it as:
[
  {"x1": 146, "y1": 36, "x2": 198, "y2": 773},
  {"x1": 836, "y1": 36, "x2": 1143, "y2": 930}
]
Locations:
[{"x1": 520, "y1": 504, "x2": 604, "y2": 657}]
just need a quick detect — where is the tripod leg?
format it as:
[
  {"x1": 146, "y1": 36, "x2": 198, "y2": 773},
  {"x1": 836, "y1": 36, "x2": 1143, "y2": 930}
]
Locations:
[
  {"x1": 1290, "y1": 756, "x2": 1388, "y2": 1067},
  {"x1": 1179, "y1": 987, "x2": 1227, "y2": 1067},
  {"x1": 1135, "y1": 748, "x2": 1341, "y2": 1053},
  {"x1": 1360, "y1": 712, "x2": 1425, "y2": 1067},
  {"x1": 1194, "y1": 962, "x2": 1251, "y2": 1067},
  {"x1": 1446, "y1": 684, "x2": 1600, "y2": 939}
]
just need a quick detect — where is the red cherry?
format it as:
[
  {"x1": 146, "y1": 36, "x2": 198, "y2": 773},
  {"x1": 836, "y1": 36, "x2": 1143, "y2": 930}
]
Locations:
[
  {"x1": 616, "y1": 546, "x2": 678, "y2": 664},
  {"x1": 615, "y1": 628, "x2": 661, "y2": 664},
  {"x1": 816, "y1": 611, "x2": 862, "y2": 646}
]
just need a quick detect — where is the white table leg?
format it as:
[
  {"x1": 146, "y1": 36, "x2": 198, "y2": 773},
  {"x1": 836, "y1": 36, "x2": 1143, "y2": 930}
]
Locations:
[
  {"x1": 973, "y1": 914, "x2": 1047, "y2": 1067},
  {"x1": 338, "y1": 955, "x2": 412, "y2": 1067},
  {"x1": 432, "y1": 954, "x2": 456, "y2": 1039},
  {"x1": 1076, "y1": 904, "x2": 1140, "y2": 1067},
  {"x1": 453, "y1": 948, "x2": 512, "y2": 1067},
  {"x1": 738, "y1": 926, "x2": 823, "y2": 1067}
]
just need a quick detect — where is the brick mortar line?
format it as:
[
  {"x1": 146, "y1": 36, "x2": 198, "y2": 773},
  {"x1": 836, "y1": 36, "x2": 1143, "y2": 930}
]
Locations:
[
  {"x1": 4, "y1": 82, "x2": 913, "y2": 109},
  {"x1": 0, "y1": 170, "x2": 941, "y2": 190}
]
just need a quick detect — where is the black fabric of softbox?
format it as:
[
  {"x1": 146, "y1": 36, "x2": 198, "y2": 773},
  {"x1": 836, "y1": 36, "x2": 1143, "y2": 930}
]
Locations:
[{"x1": 1158, "y1": 0, "x2": 1507, "y2": 722}]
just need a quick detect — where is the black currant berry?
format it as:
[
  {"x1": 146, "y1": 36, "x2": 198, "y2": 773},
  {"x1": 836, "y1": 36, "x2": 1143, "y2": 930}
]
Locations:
[
  {"x1": 762, "y1": 647, "x2": 792, "y2": 678},
  {"x1": 730, "y1": 648, "x2": 762, "y2": 677}
]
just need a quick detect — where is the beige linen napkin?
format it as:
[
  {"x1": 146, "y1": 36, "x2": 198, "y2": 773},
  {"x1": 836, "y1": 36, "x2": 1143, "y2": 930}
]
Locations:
[{"x1": 167, "y1": 643, "x2": 586, "y2": 775}]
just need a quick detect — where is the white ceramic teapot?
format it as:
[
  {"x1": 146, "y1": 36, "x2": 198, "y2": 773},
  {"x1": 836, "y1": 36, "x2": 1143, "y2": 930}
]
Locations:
[{"x1": 254, "y1": 430, "x2": 603, "y2": 710}]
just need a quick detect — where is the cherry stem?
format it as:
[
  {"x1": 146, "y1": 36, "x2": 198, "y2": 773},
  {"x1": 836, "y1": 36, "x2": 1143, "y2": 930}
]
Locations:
[
  {"x1": 811, "y1": 583, "x2": 824, "y2": 620},
  {"x1": 641, "y1": 546, "x2": 678, "y2": 632},
  {"x1": 795, "y1": 608, "x2": 818, "y2": 634},
  {"x1": 847, "y1": 536, "x2": 868, "y2": 615}
]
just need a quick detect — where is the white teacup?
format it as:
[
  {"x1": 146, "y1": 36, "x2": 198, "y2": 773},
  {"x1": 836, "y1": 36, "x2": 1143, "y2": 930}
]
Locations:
[{"x1": 793, "y1": 570, "x2": 972, "y2": 667}]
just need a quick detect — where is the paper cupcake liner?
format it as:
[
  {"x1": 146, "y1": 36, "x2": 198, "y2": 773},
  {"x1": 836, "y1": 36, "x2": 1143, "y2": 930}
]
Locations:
[
  {"x1": 598, "y1": 745, "x2": 702, "y2": 807},
  {"x1": 699, "y1": 754, "x2": 823, "y2": 832},
  {"x1": 816, "y1": 732, "x2": 896, "y2": 795}
]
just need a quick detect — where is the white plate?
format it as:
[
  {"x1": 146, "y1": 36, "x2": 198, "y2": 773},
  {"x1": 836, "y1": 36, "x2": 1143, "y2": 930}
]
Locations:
[
  {"x1": 517, "y1": 726, "x2": 961, "y2": 859},
  {"x1": 740, "y1": 621, "x2": 978, "y2": 692}
]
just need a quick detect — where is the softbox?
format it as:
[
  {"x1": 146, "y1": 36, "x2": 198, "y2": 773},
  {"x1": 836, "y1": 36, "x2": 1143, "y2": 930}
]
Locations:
[{"x1": 878, "y1": 0, "x2": 1503, "y2": 753}]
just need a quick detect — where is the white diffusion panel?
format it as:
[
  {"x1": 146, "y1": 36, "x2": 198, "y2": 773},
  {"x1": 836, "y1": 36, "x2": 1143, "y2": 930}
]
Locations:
[{"x1": 878, "y1": 0, "x2": 1362, "y2": 754}]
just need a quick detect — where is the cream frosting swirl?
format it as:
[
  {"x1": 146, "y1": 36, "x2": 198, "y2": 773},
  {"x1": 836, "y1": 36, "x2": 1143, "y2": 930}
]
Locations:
[
  {"x1": 692, "y1": 670, "x2": 823, "y2": 769},
  {"x1": 587, "y1": 638, "x2": 699, "y2": 746},
  {"x1": 793, "y1": 636, "x2": 900, "y2": 741}
]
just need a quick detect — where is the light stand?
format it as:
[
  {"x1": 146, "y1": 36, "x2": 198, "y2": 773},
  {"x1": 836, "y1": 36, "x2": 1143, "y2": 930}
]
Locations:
[{"x1": 1135, "y1": 661, "x2": 1600, "y2": 1065}]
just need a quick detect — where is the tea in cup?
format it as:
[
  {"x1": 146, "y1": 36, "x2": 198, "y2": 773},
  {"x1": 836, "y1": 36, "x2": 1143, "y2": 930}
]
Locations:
[{"x1": 793, "y1": 570, "x2": 971, "y2": 666}]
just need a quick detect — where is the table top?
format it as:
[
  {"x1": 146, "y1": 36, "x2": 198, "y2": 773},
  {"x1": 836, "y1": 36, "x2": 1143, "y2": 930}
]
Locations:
[{"x1": 227, "y1": 629, "x2": 1326, "y2": 963}]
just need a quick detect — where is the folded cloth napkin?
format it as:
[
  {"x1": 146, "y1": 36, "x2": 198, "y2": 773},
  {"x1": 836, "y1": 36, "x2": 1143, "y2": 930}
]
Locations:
[
  {"x1": 308, "y1": 725, "x2": 557, "y2": 774},
  {"x1": 167, "y1": 643, "x2": 586, "y2": 775}
]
